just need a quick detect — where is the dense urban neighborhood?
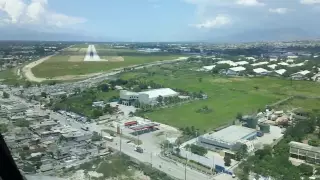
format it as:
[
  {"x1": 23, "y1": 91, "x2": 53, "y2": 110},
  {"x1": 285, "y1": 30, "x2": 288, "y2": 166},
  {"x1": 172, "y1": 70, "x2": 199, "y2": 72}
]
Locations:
[{"x1": 1, "y1": 41, "x2": 320, "y2": 180}]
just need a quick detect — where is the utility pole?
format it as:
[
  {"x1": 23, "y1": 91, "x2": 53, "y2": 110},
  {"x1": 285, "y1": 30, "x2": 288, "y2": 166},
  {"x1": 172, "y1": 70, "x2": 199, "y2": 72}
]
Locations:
[
  {"x1": 150, "y1": 152, "x2": 153, "y2": 168},
  {"x1": 185, "y1": 153, "x2": 187, "y2": 180}
]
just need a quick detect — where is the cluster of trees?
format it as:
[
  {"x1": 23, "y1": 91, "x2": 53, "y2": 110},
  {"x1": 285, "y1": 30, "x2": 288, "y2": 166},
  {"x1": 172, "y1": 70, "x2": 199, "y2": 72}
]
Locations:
[
  {"x1": 195, "y1": 105, "x2": 213, "y2": 114},
  {"x1": 237, "y1": 111, "x2": 320, "y2": 180},
  {"x1": 0, "y1": 123, "x2": 8, "y2": 133},
  {"x1": 185, "y1": 144, "x2": 208, "y2": 156},
  {"x1": 14, "y1": 120, "x2": 30, "y2": 127},
  {"x1": 2, "y1": 91, "x2": 9, "y2": 98}
]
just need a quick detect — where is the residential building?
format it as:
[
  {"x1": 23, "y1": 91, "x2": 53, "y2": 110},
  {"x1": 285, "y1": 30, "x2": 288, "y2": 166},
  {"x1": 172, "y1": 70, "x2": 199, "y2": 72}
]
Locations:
[
  {"x1": 253, "y1": 68, "x2": 270, "y2": 75},
  {"x1": 289, "y1": 141, "x2": 320, "y2": 164},
  {"x1": 225, "y1": 66, "x2": 246, "y2": 76},
  {"x1": 251, "y1": 61, "x2": 268, "y2": 67},
  {"x1": 274, "y1": 69, "x2": 287, "y2": 76},
  {"x1": 291, "y1": 70, "x2": 311, "y2": 80}
]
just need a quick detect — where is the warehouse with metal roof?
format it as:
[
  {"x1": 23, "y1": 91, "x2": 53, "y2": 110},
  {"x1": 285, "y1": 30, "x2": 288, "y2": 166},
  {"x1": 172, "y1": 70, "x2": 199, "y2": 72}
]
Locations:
[{"x1": 197, "y1": 125, "x2": 257, "y2": 151}]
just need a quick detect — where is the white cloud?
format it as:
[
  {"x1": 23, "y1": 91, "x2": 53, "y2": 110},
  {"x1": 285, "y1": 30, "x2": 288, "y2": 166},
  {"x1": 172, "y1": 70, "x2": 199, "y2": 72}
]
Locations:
[
  {"x1": 301, "y1": 0, "x2": 320, "y2": 4},
  {"x1": 190, "y1": 14, "x2": 231, "y2": 29},
  {"x1": 0, "y1": 0, "x2": 86, "y2": 27},
  {"x1": 236, "y1": 0, "x2": 265, "y2": 6},
  {"x1": 269, "y1": 8, "x2": 290, "y2": 14}
]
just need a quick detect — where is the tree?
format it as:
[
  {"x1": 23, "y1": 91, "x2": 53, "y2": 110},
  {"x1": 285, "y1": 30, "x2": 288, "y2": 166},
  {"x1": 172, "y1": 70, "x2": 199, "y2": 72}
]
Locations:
[
  {"x1": 156, "y1": 95, "x2": 163, "y2": 104},
  {"x1": 14, "y1": 120, "x2": 30, "y2": 127},
  {"x1": 24, "y1": 81, "x2": 32, "y2": 88},
  {"x1": 298, "y1": 163, "x2": 313, "y2": 176},
  {"x1": 198, "y1": 77, "x2": 202, "y2": 83},
  {"x1": 40, "y1": 92, "x2": 47, "y2": 98},
  {"x1": 236, "y1": 112, "x2": 243, "y2": 121},
  {"x1": 0, "y1": 124, "x2": 8, "y2": 133},
  {"x1": 190, "y1": 144, "x2": 207, "y2": 156},
  {"x1": 2, "y1": 91, "x2": 9, "y2": 99},
  {"x1": 92, "y1": 109, "x2": 103, "y2": 118},
  {"x1": 224, "y1": 156, "x2": 231, "y2": 166}
]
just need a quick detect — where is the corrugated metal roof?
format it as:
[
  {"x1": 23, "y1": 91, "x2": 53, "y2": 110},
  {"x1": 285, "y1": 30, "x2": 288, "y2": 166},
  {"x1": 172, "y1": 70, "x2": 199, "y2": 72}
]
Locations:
[{"x1": 139, "y1": 88, "x2": 178, "y2": 99}]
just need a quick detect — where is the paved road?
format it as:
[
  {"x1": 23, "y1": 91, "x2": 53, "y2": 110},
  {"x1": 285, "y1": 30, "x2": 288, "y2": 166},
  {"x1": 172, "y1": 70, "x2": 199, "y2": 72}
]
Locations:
[{"x1": 4, "y1": 92, "x2": 211, "y2": 180}]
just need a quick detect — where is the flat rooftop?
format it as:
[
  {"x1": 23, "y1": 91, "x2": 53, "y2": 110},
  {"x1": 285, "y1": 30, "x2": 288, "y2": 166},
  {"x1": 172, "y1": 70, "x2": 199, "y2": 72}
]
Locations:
[
  {"x1": 139, "y1": 88, "x2": 178, "y2": 98},
  {"x1": 202, "y1": 125, "x2": 257, "y2": 145}
]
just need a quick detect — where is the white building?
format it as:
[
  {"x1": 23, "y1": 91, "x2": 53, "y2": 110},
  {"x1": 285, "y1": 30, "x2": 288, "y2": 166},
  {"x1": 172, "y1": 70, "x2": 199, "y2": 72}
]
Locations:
[
  {"x1": 138, "y1": 88, "x2": 179, "y2": 105},
  {"x1": 287, "y1": 55, "x2": 298, "y2": 59},
  {"x1": 120, "y1": 88, "x2": 179, "y2": 105},
  {"x1": 197, "y1": 125, "x2": 257, "y2": 151},
  {"x1": 200, "y1": 65, "x2": 216, "y2": 71},
  {"x1": 235, "y1": 61, "x2": 249, "y2": 66},
  {"x1": 267, "y1": 64, "x2": 277, "y2": 70},
  {"x1": 253, "y1": 68, "x2": 270, "y2": 75},
  {"x1": 291, "y1": 70, "x2": 311, "y2": 80},
  {"x1": 217, "y1": 60, "x2": 237, "y2": 66},
  {"x1": 251, "y1": 61, "x2": 268, "y2": 67},
  {"x1": 225, "y1": 66, "x2": 246, "y2": 76},
  {"x1": 278, "y1": 62, "x2": 289, "y2": 66},
  {"x1": 274, "y1": 69, "x2": 286, "y2": 76}
]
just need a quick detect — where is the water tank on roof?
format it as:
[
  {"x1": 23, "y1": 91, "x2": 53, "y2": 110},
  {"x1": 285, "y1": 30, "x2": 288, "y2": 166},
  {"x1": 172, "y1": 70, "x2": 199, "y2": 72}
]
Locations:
[
  {"x1": 259, "y1": 123, "x2": 270, "y2": 133},
  {"x1": 246, "y1": 116, "x2": 258, "y2": 129}
]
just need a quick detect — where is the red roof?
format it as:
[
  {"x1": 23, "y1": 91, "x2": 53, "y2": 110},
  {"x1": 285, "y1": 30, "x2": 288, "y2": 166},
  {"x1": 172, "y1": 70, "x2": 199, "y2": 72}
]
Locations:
[{"x1": 124, "y1": 121, "x2": 137, "y2": 126}]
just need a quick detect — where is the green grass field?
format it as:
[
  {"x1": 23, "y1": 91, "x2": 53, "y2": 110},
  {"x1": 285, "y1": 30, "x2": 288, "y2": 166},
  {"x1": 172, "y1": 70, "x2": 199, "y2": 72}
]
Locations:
[
  {"x1": 120, "y1": 66, "x2": 320, "y2": 132},
  {"x1": 276, "y1": 97, "x2": 320, "y2": 112},
  {"x1": 0, "y1": 68, "x2": 25, "y2": 85},
  {"x1": 31, "y1": 47, "x2": 181, "y2": 78}
]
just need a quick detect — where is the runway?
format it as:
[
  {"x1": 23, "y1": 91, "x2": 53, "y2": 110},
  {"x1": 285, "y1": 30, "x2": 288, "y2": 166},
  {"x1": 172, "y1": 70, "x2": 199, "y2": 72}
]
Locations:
[{"x1": 84, "y1": 45, "x2": 101, "y2": 61}]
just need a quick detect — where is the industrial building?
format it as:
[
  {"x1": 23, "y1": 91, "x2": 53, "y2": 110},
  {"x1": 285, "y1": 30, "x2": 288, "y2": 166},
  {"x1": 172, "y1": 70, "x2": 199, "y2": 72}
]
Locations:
[
  {"x1": 120, "y1": 88, "x2": 179, "y2": 105},
  {"x1": 289, "y1": 141, "x2": 320, "y2": 164},
  {"x1": 197, "y1": 125, "x2": 257, "y2": 151}
]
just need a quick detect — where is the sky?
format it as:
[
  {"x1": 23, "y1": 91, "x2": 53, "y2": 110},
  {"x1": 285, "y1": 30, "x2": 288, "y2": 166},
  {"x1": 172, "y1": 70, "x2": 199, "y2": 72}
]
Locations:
[{"x1": 0, "y1": 0, "x2": 320, "y2": 41}]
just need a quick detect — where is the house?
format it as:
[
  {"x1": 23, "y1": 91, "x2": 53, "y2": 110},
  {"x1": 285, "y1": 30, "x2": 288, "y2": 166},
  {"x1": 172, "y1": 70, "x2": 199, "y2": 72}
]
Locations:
[
  {"x1": 49, "y1": 91, "x2": 67, "y2": 99},
  {"x1": 278, "y1": 62, "x2": 289, "y2": 66},
  {"x1": 267, "y1": 64, "x2": 277, "y2": 70},
  {"x1": 92, "y1": 101, "x2": 105, "y2": 108},
  {"x1": 269, "y1": 58, "x2": 278, "y2": 62},
  {"x1": 225, "y1": 66, "x2": 246, "y2": 76},
  {"x1": 291, "y1": 70, "x2": 311, "y2": 80},
  {"x1": 251, "y1": 61, "x2": 268, "y2": 67},
  {"x1": 200, "y1": 65, "x2": 216, "y2": 71},
  {"x1": 253, "y1": 68, "x2": 270, "y2": 75},
  {"x1": 216, "y1": 60, "x2": 237, "y2": 66},
  {"x1": 287, "y1": 55, "x2": 298, "y2": 59},
  {"x1": 235, "y1": 61, "x2": 249, "y2": 66},
  {"x1": 274, "y1": 69, "x2": 287, "y2": 76}
]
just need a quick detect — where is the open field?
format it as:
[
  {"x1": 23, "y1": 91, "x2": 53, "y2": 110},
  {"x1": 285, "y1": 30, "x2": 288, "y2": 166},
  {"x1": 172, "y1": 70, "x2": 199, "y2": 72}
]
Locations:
[
  {"x1": 0, "y1": 68, "x2": 25, "y2": 85},
  {"x1": 31, "y1": 52, "x2": 181, "y2": 78},
  {"x1": 119, "y1": 65, "x2": 320, "y2": 132},
  {"x1": 276, "y1": 97, "x2": 320, "y2": 112}
]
